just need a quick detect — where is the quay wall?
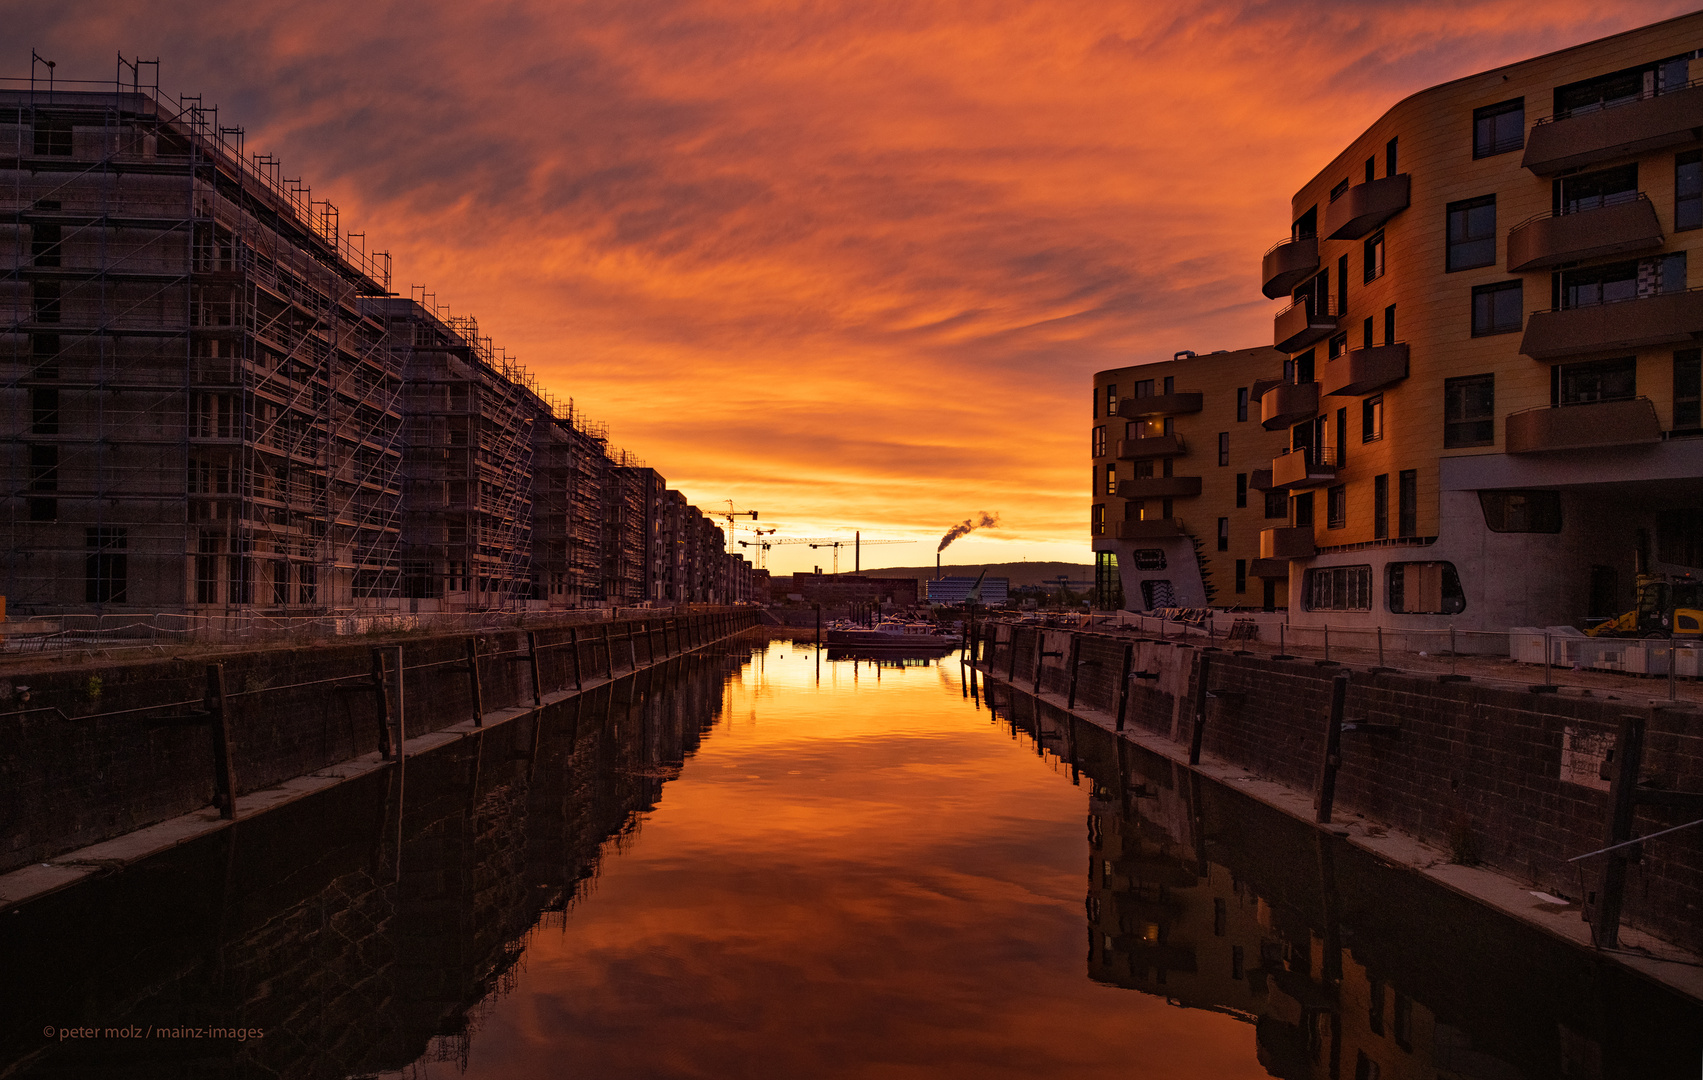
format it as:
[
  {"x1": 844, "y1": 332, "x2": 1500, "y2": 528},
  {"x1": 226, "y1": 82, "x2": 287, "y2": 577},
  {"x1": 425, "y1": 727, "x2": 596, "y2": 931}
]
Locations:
[
  {"x1": 0, "y1": 609, "x2": 760, "y2": 876},
  {"x1": 980, "y1": 621, "x2": 1703, "y2": 954}
]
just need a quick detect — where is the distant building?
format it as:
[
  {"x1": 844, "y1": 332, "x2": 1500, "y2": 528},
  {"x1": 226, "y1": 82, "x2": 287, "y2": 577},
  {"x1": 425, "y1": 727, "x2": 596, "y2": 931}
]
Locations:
[
  {"x1": 924, "y1": 576, "x2": 1009, "y2": 606},
  {"x1": 774, "y1": 574, "x2": 919, "y2": 606}
]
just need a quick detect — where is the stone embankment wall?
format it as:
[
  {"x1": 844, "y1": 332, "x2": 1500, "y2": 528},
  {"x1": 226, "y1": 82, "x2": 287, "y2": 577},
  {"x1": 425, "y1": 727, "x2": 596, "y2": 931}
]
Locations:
[
  {"x1": 980, "y1": 622, "x2": 1703, "y2": 954},
  {"x1": 0, "y1": 609, "x2": 760, "y2": 876}
]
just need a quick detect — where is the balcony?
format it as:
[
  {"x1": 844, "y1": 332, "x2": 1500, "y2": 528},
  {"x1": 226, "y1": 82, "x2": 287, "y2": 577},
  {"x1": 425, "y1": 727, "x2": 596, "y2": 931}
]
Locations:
[
  {"x1": 1260, "y1": 381, "x2": 1319, "y2": 430},
  {"x1": 1114, "y1": 517, "x2": 1186, "y2": 540},
  {"x1": 1505, "y1": 397, "x2": 1662, "y2": 454},
  {"x1": 1116, "y1": 434, "x2": 1185, "y2": 459},
  {"x1": 1519, "y1": 288, "x2": 1703, "y2": 361},
  {"x1": 1322, "y1": 343, "x2": 1408, "y2": 397},
  {"x1": 1248, "y1": 467, "x2": 1274, "y2": 491},
  {"x1": 1117, "y1": 476, "x2": 1202, "y2": 499},
  {"x1": 1523, "y1": 83, "x2": 1703, "y2": 176},
  {"x1": 1323, "y1": 174, "x2": 1410, "y2": 240},
  {"x1": 1273, "y1": 297, "x2": 1338, "y2": 352},
  {"x1": 1261, "y1": 235, "x2": 1319, "y2": 299},
  {"x1": 1270, "y1": 446, "x2": 1338, "y2": 490},
  {"x1": 1118, "y1": 392, "x2": 1203, "y2": 419},
  {"x1": 1506, "y1": 196, "x2": 1663, "y2": 272},
  {"x1": 1249, "y1": 558, "x2": 1290, "y2": 578},
  {"x1": 1260, "y1": 525, "x2": 1316, "y2": 559}
]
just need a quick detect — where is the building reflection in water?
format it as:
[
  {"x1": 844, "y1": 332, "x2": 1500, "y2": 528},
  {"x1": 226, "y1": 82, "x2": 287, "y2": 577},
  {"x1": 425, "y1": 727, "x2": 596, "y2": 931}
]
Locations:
[{"x1": 986, "y1": 686, "x2": 1703, "y2": 1080}]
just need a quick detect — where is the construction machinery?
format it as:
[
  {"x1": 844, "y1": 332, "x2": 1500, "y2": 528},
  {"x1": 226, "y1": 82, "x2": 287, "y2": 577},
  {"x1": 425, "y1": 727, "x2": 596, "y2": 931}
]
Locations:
[{"x1": 1586, "y1": 573, "x2": 1703, "y2": 638}]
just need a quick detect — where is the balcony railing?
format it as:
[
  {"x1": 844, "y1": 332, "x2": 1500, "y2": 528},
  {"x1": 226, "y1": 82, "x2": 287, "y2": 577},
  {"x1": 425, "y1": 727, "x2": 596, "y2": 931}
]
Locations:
[
  {"x1": 1260, "y1": 525, "x2": 1316, "y2": 560},
  {"x1": 1322, "y1": 342, "x2": 1408, "y2": 397},
  {"x1": 1117, "y1": 475, "x2": 1202, "y2": 499},
  {"x1": 1273, "y1": 296, "x2": 1338, "y2": 353},
  {"x1": 1270, "y1": 445, "x2": 1338, "y2": 490},
  {"x1": 1260, "y1": 380, "x2": 1320, "y2": 430},
  {"x1": 1505, "y1": 194, "x2": 1662, "y2": 272},
  {"x1": 1519, "y1": 286, "x2": 1703, "y2": 361},
  {"x1": 1118, "y1": 391, "x2": 1204, "y2": 419},
  {"x1": 1505, "y1": 397, "x2": 1662, "y2": 454},
  {"x1": 1116, "y1": 434, "x2": 1185, "y2": 460},
  {"x1": 1114, "y1": 517, "x2": 1186, "y2": 540},
  {"x1": 1324, "y1": 174, "x2": 1410, "y2": 240},
  {"x1": 1261, "y1": 235, "x2": 1319, "y2": 299},
  {"x1": 1524, "y1": 81, "x2": 1703, "y2": 176}
]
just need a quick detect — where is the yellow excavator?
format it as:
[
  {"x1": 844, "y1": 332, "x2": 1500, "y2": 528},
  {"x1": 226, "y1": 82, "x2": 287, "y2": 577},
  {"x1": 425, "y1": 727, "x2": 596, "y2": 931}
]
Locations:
[{"x1": 1586, "y1": 573, "x2": 1703, "y2": 638}]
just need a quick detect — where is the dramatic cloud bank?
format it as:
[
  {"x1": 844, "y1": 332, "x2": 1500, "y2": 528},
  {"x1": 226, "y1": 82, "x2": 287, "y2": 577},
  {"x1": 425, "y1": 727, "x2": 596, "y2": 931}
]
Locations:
[{"x1": 6, "y1": 0, "x2": 1688, "y2": 571}]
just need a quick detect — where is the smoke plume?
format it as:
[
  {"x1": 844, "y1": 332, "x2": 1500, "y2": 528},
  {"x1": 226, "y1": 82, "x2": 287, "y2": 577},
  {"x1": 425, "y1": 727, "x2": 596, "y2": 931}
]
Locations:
[{"x1": 938, "y1": 512, "x2": 1000, "y2": 552}]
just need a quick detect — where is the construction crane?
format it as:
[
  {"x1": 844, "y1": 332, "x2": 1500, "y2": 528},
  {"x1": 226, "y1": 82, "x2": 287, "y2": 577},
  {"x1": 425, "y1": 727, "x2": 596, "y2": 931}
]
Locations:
[
  {"x1": 809, "y1": 532, "x2": 914, "y2": 574},
  {"x1": 739, "y1": 536, "x2": 831, "y2": 569},
  {"x1": 719, "y1": 502, "x2": 762, "y2": 557}
]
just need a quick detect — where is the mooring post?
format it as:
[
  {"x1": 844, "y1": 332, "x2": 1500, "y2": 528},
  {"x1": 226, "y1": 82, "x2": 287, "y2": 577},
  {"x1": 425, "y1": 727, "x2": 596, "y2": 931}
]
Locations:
[
  {"x1": 205, "y1": 663, "x2": 236, "y2": 820},
  {"x1": 1009, "y1": 626, "x2": 1020, "y2": 680},
  {"x1": 629, "y1": 628, "x2": 640, "y2": 672},
  {"x1": 815, "y1": 603, "x2": 822, "y2": 645},
  {"x1": 1116, "y1": 643, "x2": 1133, "y2": 732},
  {"x1": 1591, "y1": 714, "x2": 1647, "y2": 949},
  {"x1": 1189, "y1": 652, "x2": 1212, "y2": 766},
  {"x1": 527, "y1": 630, "x2": 544, "y2": 707},
  {"x1": 1323, "y1": 623, "x2": 1330, "y2": 663},
  {"x1": 465, "y1": 636, "x2": 484, "y2": 726},
  {"x1": 569, "y1": 626, "x2": 584, "y2": 690},
  {"x1": 371, "y1": 646, "x2": 395, "y2": 760},
  {"x1": 1314, "y1": 673, "x2": 1349, "y2": 824},
  {"x1": 602, "y1": 625, "x2": 616, "y2": 679},
  {"x1": 1451, "y1": 625, "x2": 1458, "y2": 678},
  {"x1": 1066, "y1": 635, "x2": 1083, "y2": 710},
  {"x1": 1276, "y1": 622, "x2": 1288, "y2": 660},
  {"x1": 1032, "y1": 633, "x2": 1045, "y2": 695},
  {"x1": 1377, "y1": 625, "x2": 1384, "y2": 668}
]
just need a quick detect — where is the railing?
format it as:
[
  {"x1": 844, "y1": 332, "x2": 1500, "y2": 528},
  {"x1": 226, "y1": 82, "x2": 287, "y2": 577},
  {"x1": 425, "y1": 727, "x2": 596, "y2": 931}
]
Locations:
[
  {"x1": 1531, "y1": 75, "x2": 1703, "y2": 127},
  {"x1": 1509, "y1": 191, "x2": 1651, "y2": 232},
  {"x1": 1532, "y1": 280, "x2": 1703, "y2": 317},
  {"x1": 1263, "y1": 233, "x2": 1316, "y2": 256},
  {"x1": 1275, "y1": 443, "x2": 1339, "y2": 468},
  {"x1": 1273, "y1": 294, "x2": 1340, "y2": 322}
]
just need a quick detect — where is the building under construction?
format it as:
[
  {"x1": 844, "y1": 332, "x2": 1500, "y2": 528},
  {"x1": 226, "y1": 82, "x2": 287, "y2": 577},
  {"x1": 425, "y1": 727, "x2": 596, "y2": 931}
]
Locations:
[{"x1": 1, "y1": 64, "x2": 752, "y2": 619}]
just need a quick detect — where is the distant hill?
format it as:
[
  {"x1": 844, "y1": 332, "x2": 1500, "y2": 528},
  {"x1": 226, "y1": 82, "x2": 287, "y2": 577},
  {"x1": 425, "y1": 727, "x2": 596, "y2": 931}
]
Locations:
[{"x1": 852, "y1": 560, "x2": 1095, "y2": 589}]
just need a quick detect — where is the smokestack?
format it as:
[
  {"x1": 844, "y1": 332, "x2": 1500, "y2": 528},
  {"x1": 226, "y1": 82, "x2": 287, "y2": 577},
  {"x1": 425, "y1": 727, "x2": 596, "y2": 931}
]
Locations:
[{"x1": 936, "y1": 552, "x2": 940, "y2": 579}]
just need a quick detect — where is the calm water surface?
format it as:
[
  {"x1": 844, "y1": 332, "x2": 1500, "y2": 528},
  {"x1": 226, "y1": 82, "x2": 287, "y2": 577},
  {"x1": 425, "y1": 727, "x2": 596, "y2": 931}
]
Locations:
[{"x1": 4, "y1": 634, "x2": 1699, "y2": 1079}]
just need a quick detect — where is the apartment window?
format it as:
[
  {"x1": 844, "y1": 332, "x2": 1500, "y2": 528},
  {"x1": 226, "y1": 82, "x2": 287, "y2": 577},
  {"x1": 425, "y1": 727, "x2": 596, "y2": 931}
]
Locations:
[
  {"x1": 1092, "y1": 387, "x2": 1099, "y2": 419},
  {"x1": 1236, "y1": 387, "x2": 1249, "y2": 422},
  {"x1": 1330, "y1": 178, "x2": 1349, "y2": 201},
  {"x1": 1293, "y1": 491, "x2": 1314, "y2": 527},
  {"x1": 1294, "y1": 206, "x2": 1317, "y2": 239},
  {"x1": 1386, "y1": 136, "x2": 1398, "y2": 176},
  {"x1": 1236, "y1": 473, "x2": 1248, "y2": 508},
  {"x1": 1554, "y1": 357, "x2": 1634, "y2": 405},
  {"x1": 32, "y1": 117, "x2": 72, "y2": 156},
  {"x1": 1104, "y1": 463, "x2": 1117, "y2": 496},
  {"x1": 1373, "y1": 474, "x2": 1389, "y2": 539},
  {"x1": 1364, "y1": 156, "x2": 1375, "y2": 184},
  {"x1": 1231, "y1": 945, "x2": 1246, "y2": 980},
  {"x1": 1335, "y1": 407, "x2": 1347, "y2": 468},
  {"x1": 1472, "y1": 280, "x2": 1523, "y2": 336},
  {"x1": 1479, "y1": 490, "x2": 1562, "y2": 532},
  {"x1": 1362, "y1": 317, "x2": 1373, "y2": 350},
  {"x1": 1133, "y1": 459, "x2": 1155, "y2": 480},
  {"x1": 30, "y1": 221, "x2": 61, "y2": 267},
  {"x1": 1327, "y1": 485, "x2": 1347, "y2": 529},
  {"x1": 1555, "y1": 58, "x2": 1688, "y2": 120},
  {"x1": 1384, "y1": 304, "x2": 1396, "y2": 344},
  {"x1": 1556, "y1": 163, "x2": 1636, "y2": 215},
  {"x1": 1446, "y1": 195, "x2": 1496, "y2": 271},
  {"x1": 1163, "y1": 376, "x2": 1175, "y2": 395},
  {"x1": 1264, "y1": 489, "x2": 1289, "y2": 519},
  {"x1": 1305, "y1": 565, "x2": 1372, "y2": 611},
  {"x1": 1328, "y1": 332, "x2": 1348, "y2": 360},
  {"x1": 1363, "y1": 230, "x2": 1385, "y2": 283},
  {"x1": 1234, "y1": 559, "x2": 1247, "y2": 595},
  {"x1": 1217, "y1": 517, "x2": 1230, "y2": 552},
  {"x1": 1107, "y1": 384, "x2": 1119, "y2": 417},
  {"x1": 30, "y1": 387, "x2": 59, "y2": 434},
  {"x1": 1675, "y1": 349, "x2": 1702, "y2": 431},
  {"x1": 1388, "y1": 561, "x2": 1465, "y2": 615},
  {"x1": 1678, "y1": 150, "x2": 1703, "y2": 231},
  {"x1": 28, "y1": 444, "x2": 57, "y2": 521},
  {"x1": 1337, "y1": 254, "x2": 1348, "y2": 315},
  {"x1": 1398, "y1": 470, "x2": 1417, "y2": 538},
  {"x1": 1093, "y1": 503, "x2": 1105, "y2": 536},
  {"x1": 32, "y1": 280, "x2": 61, "y2": 323},
  {"x1": 85, "y1": 528, "x2": 128, "y2": 604},
  {"x1": 1133, "y1": 379, "x2": 1154, "y2": 398},
  {"x1": 1444, "y1": 374, "x2": 1495, "y2": 448},
  {"x1": 1472, "y1": 98, "x2": 1524, "y2": 158},
  {"x1": 1092, "y1": 425, "x2": 1107, "y2": 457},
  {"x1": 1557, "y1": 254, "x2": 1683, "y2": 307},
  {"x1": 1218, "y1": 432, "x2": 1230, "y2": 467},
  {"x1": 1363, "y1": 395, "x2": 1384, "y2": 442}
]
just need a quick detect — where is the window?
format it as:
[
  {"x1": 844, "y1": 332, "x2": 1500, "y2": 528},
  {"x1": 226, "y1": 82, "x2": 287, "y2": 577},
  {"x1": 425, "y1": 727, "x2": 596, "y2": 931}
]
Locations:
[
  {"x1": 30, "y1": 221, "x2": 61, "y2": 267},
  {"x1": 1364, "y1": 230, "x2": 1385, "y2": 282},
  {"x1": 1092, "y1": 387, "x2": 1098, "y2": 419},
  {"x1": 1235, "y1": 559, "x2": 1247, "y2": 595},
  {"x1": 1675, "y1": 349, "x2": 1701, "y2": 431},
  {"x1": 1092, "y1": 425, "x2": 1107, "y2": 457},
  {"x1": 1330, "y1": 178, "x2": 1349, "y2": 201},
  {"x1": 1678, "y1": 150, "x2": 1702, "y2": 231},
  {"x1": 1364, "y1": 156, "x2": 1375, "y2": 183},
  {"x1": 1133, "y1": 379, "x2": 1154, "y2": 398},
  {"x1": 32, "y1": 117, "x2": 72, "y2": 156},
  {"x1": 1479, "y1": 490, "x2": 1562, "y2": 532},
  {"x1": 1558, "y1": 253, "x2": 1683, "y2": 307},
  {"x1": 1363, "y1": 395, "x2": 1383, "y2": 443},
  {"x1": 1337, "y1": 254, "x2": 1348, "y2": 314},
  {"x1": 1105, "y1": 463, "x2": 1117, "y2": 496},
  {"x1": 1446, "y1": 195, "x2": 1496, "y2": 271},
  {"x1": 1218, "y1": 431, "x2": 1230, "y2": 466},
  {"x1": 1305, "y1": 565, "x2": 1372, "y2": 611},
  {"x1": 1374, "y1": 474, "x2": 1389, "y2": 539},
  {"x1": 1328, "y1": 332, "x2": 1347, "y2": 360},
  {"x1": 1386, "y1": 136, "x2": 1398, "y2": 176},
  {"x1": 1294, "y1": 349, "x2": 1314, "y2": 385},
  {"x1": 1163, "y1": 376, "x2": 1174, "y2": 395},
  {"x1": 1335, "y1": 407, "x2": 1347, "y2": 468},
  {"x1": 1107, "y1": 384, "x2": 1119, "y2": 417},
  {"x1": 1231, "y1": 945, "x2": 1245, "y2": 980},
  {"x1": 1092, "y1": 503, "x2": 1105, "y2": 536},
  {"x1": 1132, "y1": 549, "x2": 1166, "y2": 570},
  {"x1": 1384, "y1": 304, "x2": 1396, "y2": 345},
  {"x1": 85, "y1": 528, "x2": 128, "y2": 604},
  {"x1": 1355, "y1": 1051, "x2": 1382, "y2": 1080},
  {"x1": 1327, "y1": 485, "x2": 1346, "y2": 529},
  {"x1": 1236, "y1": 472, "x2": 1248, "y2": 508},
  {"x1": 1265, "y1": 489, "x2": 1289, "y2": 519},
  {"x1": 1398, "y1": 470, "x2": 1417, "y2": 538},
  {"x1": 1388, "y1": 561, "x2": 1465, "y2": 614},
  {"x1": 32, "y1": 280, "x2": 61, "y2": 323},
  {"x1": 1236, "y1": 387, "x2": 1249, "y2": 422},
  {"x1": 1472, "y1": 281, "x2": 1523, "y2": 336},
  {"x1": 1473, "y1": 98, "x2": 1524, "y2": 158},
  {"x1": 1658, "y1": 510, "x2": 1703, "y2": 567},
  {"x1": 1293, "y1": 491, "x2": 1314, "y2": 526},
  {"x1": 1294, "y1": 206, "x2": 1317, "y2": 239},
  {"x1": 1133, "y1": 459, "x2": 1155, "y2": 480},
  {"x1": 1556, "y1": 163, "x2": 1637, "y2": 215},
  {"x1": 1444, "y1": 374, "x2": 1495, "y2": 447},
  {"x1": 1555, "y1": 57, "x2": 1690, "y2": 120},
  {"x1": 1553, "y1": 357, "x2": 1634, "y2": 405},
  {"x1": 1393, "y1": 993, "x2": 1413, "y2": 1051},
  {"x1": 28, "y1": 443, "x2": 57, "y2": 521},
  {"x1": 1362, "y1": 317, "x2": 1373, "y2": 350},
  {"x1": 30, "y1": 387, "x2": 59, "y2": 434},
  {"x1": 1217, "y1": 517, "x2": 1229, "y2": 551}
]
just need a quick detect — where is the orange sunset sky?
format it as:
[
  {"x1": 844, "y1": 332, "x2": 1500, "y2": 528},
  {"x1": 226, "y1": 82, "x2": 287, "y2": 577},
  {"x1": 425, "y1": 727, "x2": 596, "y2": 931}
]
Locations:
[{"x1": 7, "y1": 1, "x2": 1693, "y2": 575}]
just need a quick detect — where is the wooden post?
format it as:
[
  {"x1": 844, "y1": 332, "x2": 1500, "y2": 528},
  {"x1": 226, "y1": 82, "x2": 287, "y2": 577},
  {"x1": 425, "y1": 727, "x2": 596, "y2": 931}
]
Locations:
[
  {"x1": 1591, "y1": 714, "x2": 1646, "y2": 949},
  {"x1": 465, "y1": 637, "x2": 484, "y2": 726},
  {"x1": 1009, "y1": 625, "x2": 1020, "y2": 680},
  {"x1": 205, "y1": 663, "x2": 237, "y2": 820},
  {"x1": 1116, "y1": 643, "x2": 1133, "y2": 732},
  {"x1": 1032, "y1": 633, "x2": 1045, "y2": 695},
  {"x1": 1188, "y1": 652, "x2": 1212, "y2": 766},
  {"x1": 602, "y1": 625, "x2": 616, "y2": 679},
  {"x1": 630, "y1": 628, "x2": 640, "y2": 671},
  {"x1": 1066, "y1": 635, "x2": 1083, "y2": 709},
  {"x1": 371, "y1": 647, "x2": 395, "y2": 760},
  {"x1": 569, "y1": 626, "x2": 584, "y2": 690},
  {"x1": 815, "y1": 604, "x2": 822, "y2": 645},
  {"x1": 647, "y1": 621, "x2": 659, "y2": 663},
  {"x1": 1314, "y1": 673, "x2": 1349, "y2": 824},
  {"x1": 526, "y1": 630, "x2": 543, "y2": 706}
]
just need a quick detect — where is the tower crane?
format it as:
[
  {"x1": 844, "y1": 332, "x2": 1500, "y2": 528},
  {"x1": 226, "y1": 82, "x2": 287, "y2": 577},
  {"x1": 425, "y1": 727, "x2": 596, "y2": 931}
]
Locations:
[{"x1": 809, "y1": 532, "x2": 914, "y2": 574}]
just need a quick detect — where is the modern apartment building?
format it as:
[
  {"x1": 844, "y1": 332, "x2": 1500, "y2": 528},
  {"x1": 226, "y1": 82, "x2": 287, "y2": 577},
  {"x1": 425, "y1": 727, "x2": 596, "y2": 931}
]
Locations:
[
  {"x1": 1098, "y1": 12, "x2": 1703, "y2": 631},
  {"x1": 1, "y1": 71, "x2": 752, "y2": 616}
]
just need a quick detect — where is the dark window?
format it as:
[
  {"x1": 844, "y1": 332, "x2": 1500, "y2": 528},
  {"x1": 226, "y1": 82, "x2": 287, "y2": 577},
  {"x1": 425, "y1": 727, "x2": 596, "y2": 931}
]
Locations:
[
  {"x1": 1293, "y1": 491, "x2": 1314, "y2": 527},
  {"x1": 1393, "y1": 993, "x2": 1413, "y2": 1051},
  {"x1": 1675, "y1": 349, "x2": 1702, "y2": 430},
  {"x1": 1444, "y1": 374, "x2": 1495, "y2": 447},
  {"x1": 1384, "y1": 304, "x2": 1396, "y2": 344},
  {"x1": 1294, "y1": 206, "x2": 1317, "y2": 240},
  {"x1": 1553, "y1": 357, "x2": 1634, "y2": 405},
  {"x1": 1473, "y1": 98, "x2": 1524, "y2": 158},
  {"x1": 1092, "y1": 425, "x2": 1107, "y2": 457},
  {"x1": 1163, "y1": 376, "x2": 1174, "y2": 394},
  {"x1": 1235, "y1": 559, "x2": 1247, "y2": 595},
  {"x1": 1328, "y1": 332, "x2": 1347, "y2": 359},
  {"x1": 1364, "y1": 230, "x2": 1385, "y2": 282},
  {"x1": 1398, "y1": 471, "x2": 1417, "y2": 538},
  {"x1": 1657, "y1": 509, "x2": 1703, "y2": 567},
  {"x1": 1556, "y1": 163, "x2": 1637, "y2": 215},
  {"x1": 1218, "y1": 431, "x2": 1229, "y2": 467},
  {"x1": 1265, "y1": 489, "x2": 1289, "y2": 519},
  {"x1": 1236, "y1": 473, "x2": 1248, "y2": 508},
  {"x1": 1133, "y1": 379, "x2": 1153, "y2": 398},
  {"x1": 1678, "y1": 150, "x2": 1703, "y2": 231},
  {"x1": 1327, "y1": 485, "x2": 1347, "y2": 529},
  {"x1": 1555, "y1": 57, "x2": 1690, "y2": 120},
  {"x1": 1386, "y1": 137, "x2": 1398, "y2": 176},
  {"x1": 1330, "y1": 178, "x2": 1349, "y2": 201},
  {"x1": 1236, "y1": 387, "x2": 1249, "y2": 422},
  {"x1": 1217, "y1": 517, "x2": 1229, "y2": 552},
  {"x1": 1374, "y1": 474, "x2": 1389, "y2": 539},
  {"x1": 28, "y1": 443, "x2": 57, "y2": 521},
  {"x1": 1472, "y1": 280, "x2": 1523, "y2": 336},
  {"x1": 1365, "y1": 156, "x2": 1375, "y2": 184},
  {"x1": 1337, "y1": 254, "x2": 1348, "y2": 314},
  {"x1": 1363, "y1": 395, "x2": 1384, "y2": 442},
  {"x1": 1092, "y1": 503, "x2": 1105, "y2": 536},
  {"x1": 85, "y1": 528, "x2": 128, "y2": 604},
  {"x1": 30, "y1": 221, "x2": 61, "y2": 267},
  {"x1": 1362, "y1": 317, "x2": 1373, "y2": 350},
  {"x1": 1232, "y1": 945, "x2": 1245, "y2": 980},
  {"x1": 30, "y1": 387, "x2": 59, "y2": 434},
  {"x1": 1479, "y1": 490, "x2": 1562, "y2": 532},
  {"x1": 1295, "y1": 349, "x2": 1315, "y2": 385},
  {"x1": 1388, "y1": 561, "x2": 1465, "y2": 614},
  {"x1": 1305, "y1": 565, "x2": 1372, "y2": 611},
  {"x1": 1092, "y1": 387, "x2": 1098, "y2": 419},
  {"x1": 1106, "y1": 384, "x2": 1119, "y2": 416},
  {"x1": 1446, "y1": 195, "x2": 1496, "y2": 271},
  {"x1": 32, "y1": 117, "x2": 72, "y2": 156},
  {"x1": 32, "y1": 280, "x2": 61, "y2": 323},
  {"x1": 1335, "y1": 407, "x2": 1347, "y2": 468}
]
